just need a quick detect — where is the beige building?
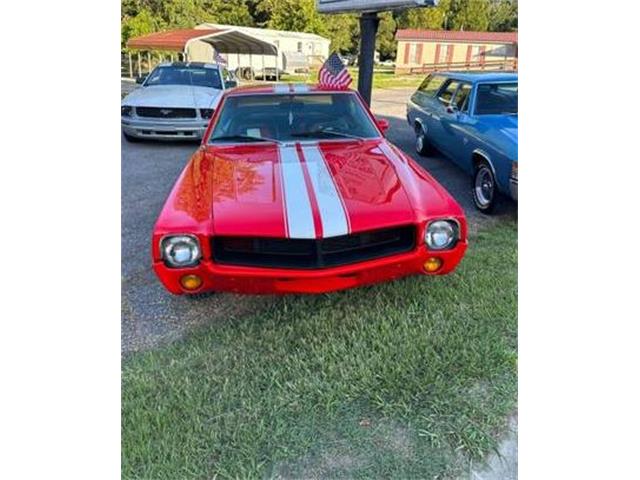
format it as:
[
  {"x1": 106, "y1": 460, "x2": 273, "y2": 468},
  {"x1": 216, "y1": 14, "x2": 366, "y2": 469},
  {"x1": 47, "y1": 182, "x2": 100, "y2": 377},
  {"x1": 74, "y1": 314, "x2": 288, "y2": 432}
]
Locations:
[{"x1": 394, "y1": 29, "x2": 517, "y2": 74}]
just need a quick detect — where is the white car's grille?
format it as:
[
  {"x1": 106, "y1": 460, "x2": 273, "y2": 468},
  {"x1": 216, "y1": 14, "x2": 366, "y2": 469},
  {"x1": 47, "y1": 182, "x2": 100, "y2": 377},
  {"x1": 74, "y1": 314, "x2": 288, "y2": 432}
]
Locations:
[{"x1": 136, "y1": 107, "x2": 197, "y2": 119}]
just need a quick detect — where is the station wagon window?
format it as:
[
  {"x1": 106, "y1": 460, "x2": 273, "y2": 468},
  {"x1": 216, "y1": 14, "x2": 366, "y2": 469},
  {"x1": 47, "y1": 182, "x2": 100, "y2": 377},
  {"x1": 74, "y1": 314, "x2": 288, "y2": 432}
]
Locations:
[
  {"x1": 452, "y1": 83, "x2": 472, "y2": 112},
  {"x1": 438, "y1": 80, "x2": 460, "y2": 105},
  {"x1": 474, "y1": 82, "x2": 518, "y2": 115},
  {"x1": 417, "y1": 74, "x2": 446, "y2": 96}
]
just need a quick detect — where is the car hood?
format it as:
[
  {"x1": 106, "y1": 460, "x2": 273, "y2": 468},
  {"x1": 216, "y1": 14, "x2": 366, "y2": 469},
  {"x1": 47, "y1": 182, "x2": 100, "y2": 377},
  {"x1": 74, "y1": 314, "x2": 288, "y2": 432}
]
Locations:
[
  {"x1": 121, "y1": 84, "x2": 222, "y2": 109},
  {"x1": 178, "y1": 139, "x2": 424, "y2": 239}
]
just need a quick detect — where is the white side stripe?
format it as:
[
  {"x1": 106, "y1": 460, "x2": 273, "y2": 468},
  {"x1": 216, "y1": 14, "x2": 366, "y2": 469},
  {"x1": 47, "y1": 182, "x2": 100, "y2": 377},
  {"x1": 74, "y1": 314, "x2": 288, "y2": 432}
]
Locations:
[
  {"x1": 302, "y1": 145, "x2": 349, "y2": 238},
  {"x1": 279, "y1": 145, "x2": 316, "y2": 239}
]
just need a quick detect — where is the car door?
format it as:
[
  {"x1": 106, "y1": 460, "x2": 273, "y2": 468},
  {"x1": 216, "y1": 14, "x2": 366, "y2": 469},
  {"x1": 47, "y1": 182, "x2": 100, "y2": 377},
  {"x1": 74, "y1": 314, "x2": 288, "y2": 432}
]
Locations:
[
  {"x1": 439, "y1": 82, "x2": 473, "y2": 164},
  {"x1": 407, "y1": 74, "x2": 447, "y2": 133},
  {"x1": 427, "y1": 79, "x2": 460, "y2": 153}
]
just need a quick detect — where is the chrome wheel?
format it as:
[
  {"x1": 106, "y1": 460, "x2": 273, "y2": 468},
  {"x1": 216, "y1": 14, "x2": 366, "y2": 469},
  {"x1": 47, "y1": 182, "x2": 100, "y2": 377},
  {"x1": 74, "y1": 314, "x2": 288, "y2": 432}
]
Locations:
[
  {"x1": 415, "y1": 124, "x2": 429, "y2": 155},
  {"x1": 474, "y1": 166, "x2": 495, "y2": 208}
]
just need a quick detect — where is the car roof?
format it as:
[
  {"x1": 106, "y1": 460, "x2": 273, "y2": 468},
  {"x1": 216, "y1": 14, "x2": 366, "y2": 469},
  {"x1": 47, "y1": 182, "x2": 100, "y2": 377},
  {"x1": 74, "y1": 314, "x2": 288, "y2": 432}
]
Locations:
[
  {"x1": 225, "y1": 83, "x2": 356, "y2": 96},
  {"x1": 156, "y1": 61, "x2": 221, "y2": 69},
  {"x1": 434, "y1": 71, "x2": 518, "y2": 83}
]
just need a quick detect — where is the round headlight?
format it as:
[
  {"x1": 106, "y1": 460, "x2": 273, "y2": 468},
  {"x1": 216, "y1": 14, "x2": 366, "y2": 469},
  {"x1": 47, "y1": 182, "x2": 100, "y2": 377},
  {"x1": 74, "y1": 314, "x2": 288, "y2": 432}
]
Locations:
[
  {"x1": 121, "y1": 105, "x2": 132, "y2": 117},
  {"x1": 425, "y1": 220, "x2": 459, "y2": 250},
  {"x1": 161, "y1": 235, "x2": 201, "y2": 267}
]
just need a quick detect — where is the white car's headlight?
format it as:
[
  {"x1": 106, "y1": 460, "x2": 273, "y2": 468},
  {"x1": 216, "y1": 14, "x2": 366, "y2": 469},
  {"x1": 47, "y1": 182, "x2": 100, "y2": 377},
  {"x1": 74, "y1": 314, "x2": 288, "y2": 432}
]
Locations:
[
  {"x1": 425, "y1": 220, "x2": 459, "y2": 250},
  {"x1": 161, "y1": 235, "x2": 201, "y2": 267}
]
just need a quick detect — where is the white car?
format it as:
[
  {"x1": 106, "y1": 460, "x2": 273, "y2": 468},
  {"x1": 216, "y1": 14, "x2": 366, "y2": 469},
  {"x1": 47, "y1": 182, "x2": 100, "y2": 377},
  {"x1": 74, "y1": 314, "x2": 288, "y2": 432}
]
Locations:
[{"x1": 121, "y1": 62, "x2": 236, "y2": 141}]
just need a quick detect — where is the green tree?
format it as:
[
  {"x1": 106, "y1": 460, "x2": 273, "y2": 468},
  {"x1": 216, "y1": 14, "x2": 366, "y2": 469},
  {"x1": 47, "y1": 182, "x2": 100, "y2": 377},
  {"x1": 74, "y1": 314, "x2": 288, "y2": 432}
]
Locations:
[
  {"x1": 447, "y1": 0, "x2": 490, "y2": 31},
  {"x1": 488, "y1": 0, "x2": 517, "y2": 31},
  {"x1": 324, "y1": 14, "x2": 360, "y2": 54},
  {"x1": 395, "y1": 0, "x2": 450, "y2": 30},
  {"x1": 121, "y1": 8, "x2": 165, "y2": 48},
  {"x1": 255, "y1": 0, "x2": 325, "y2": 33},
  {"x1": 376, "y1": 12, "x2": 397, "y2": 60}
]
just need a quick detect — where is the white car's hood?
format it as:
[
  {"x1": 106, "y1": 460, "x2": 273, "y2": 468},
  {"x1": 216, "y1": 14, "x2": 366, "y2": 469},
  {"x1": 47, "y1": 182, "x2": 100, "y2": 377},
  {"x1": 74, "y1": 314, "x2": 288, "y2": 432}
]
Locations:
[{"x1": 122, "y1": 85, "x2": 222, "y2": 109}]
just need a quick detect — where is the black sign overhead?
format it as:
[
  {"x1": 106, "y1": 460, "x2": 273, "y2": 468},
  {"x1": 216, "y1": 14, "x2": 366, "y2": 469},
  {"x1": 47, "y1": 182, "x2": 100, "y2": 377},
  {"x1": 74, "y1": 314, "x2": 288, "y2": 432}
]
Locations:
[{"x1": 317, "y1": 0, "x2": 438, "y2": 14}]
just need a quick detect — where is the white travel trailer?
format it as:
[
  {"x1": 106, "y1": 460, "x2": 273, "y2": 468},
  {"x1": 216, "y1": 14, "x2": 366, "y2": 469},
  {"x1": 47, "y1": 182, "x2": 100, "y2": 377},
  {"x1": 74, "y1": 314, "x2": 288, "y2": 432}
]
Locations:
[{"x1": 192, "y1": 23, "x2": 331, "y2": 79}]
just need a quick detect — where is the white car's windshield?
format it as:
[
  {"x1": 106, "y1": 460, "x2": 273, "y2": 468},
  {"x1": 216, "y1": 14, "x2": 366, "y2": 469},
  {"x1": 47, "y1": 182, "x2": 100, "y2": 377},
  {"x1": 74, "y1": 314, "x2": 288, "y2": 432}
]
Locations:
[
  {"x1": 209, "y1": 93, "x2": 380, "y2": 143},
  {"x1": 145, "y1": 65, "x2": 222, "y2": 90}
]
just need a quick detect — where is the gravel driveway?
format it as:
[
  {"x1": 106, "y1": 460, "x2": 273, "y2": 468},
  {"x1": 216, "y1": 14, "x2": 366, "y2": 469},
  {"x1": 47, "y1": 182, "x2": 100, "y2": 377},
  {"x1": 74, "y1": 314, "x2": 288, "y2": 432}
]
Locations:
[{"x1": 121, "y1": 83, "x2": 516, "y2": 355}]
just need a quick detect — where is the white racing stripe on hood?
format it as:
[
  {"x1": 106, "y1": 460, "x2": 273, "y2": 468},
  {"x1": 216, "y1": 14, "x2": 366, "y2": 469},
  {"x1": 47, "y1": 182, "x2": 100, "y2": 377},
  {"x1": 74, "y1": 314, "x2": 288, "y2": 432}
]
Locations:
[
  {"x1": 279, "y1": 145, "x2": 316, "y2": 239},
  {"x1": 301, "y1": 145, "x2": 349, "y2": 238},
  {"x1": 274, "y1": 84, "x2": 290, "y2": 94}
]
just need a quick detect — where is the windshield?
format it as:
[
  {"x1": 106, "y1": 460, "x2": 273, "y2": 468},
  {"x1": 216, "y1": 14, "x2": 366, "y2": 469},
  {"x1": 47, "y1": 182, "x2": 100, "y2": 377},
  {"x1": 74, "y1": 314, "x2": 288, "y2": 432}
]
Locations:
[
  {"x1": 474, "y1": 82, "x2": 518, "y2": 115},
  {"x1": 145, "y1": 65, "x2": 222, "y2": 90},
  {"x1": 208, "y1": 93, "x2": 380, "y2": 143}
]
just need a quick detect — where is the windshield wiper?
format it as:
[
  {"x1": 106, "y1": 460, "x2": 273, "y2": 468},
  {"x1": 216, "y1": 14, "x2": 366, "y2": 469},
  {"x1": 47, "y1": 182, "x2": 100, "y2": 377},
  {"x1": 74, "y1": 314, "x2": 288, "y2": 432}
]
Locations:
[
  {"x1": 291, "y1": 129, "x2": 364, "y2": 141},
  {"x1": 209, "y1": 134, "x2": 282, "y2": 145}
]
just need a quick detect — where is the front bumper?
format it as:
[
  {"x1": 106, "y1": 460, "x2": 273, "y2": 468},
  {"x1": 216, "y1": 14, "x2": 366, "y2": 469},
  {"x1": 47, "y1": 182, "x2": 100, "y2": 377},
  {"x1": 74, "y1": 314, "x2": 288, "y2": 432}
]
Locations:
[
  {"x1": 509, "y1": 177, "x2": 518, "y2": 201},
  {"x1": 121, "y1": 116, "x2": 209, "y2": 140},
  {"x1": 153, "y1": 241, "x2": 468, "y2": 295}
]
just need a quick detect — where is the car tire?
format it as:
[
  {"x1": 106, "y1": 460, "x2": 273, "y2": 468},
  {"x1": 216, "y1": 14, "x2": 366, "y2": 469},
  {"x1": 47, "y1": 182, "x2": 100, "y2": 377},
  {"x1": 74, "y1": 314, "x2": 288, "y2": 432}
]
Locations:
[
  {"x1": 414, "y1": 123, "x2": 432, "y2": 156},
  {"x1": 472, "y1": 161, "x2": 499, "y2": 214},
  {"x1": 123, "y1": 131, "x2": 141, "y2": 143}
]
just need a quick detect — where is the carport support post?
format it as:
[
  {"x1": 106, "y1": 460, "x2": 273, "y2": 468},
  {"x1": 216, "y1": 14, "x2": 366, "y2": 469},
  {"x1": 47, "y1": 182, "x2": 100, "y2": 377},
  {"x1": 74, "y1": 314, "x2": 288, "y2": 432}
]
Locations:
[
  {"x1": 137, "y1": 52, "x2": 141, "y2": 77},
  {"x1": 128, "y1": 52, "x2": 133, "y2": 78},
  {"x1": 357, "y1": 11, "x2": 379, "y2": 106},
  {"x1": 261, "y1": 55, "x2": 265, "y2": 81}
]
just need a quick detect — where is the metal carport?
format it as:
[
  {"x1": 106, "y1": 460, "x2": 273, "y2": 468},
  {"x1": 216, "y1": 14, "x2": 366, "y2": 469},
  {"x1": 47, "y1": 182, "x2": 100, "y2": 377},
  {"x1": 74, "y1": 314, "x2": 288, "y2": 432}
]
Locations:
[{"x1": 126, "y1": 28, "x2": 279, "y2": 80}]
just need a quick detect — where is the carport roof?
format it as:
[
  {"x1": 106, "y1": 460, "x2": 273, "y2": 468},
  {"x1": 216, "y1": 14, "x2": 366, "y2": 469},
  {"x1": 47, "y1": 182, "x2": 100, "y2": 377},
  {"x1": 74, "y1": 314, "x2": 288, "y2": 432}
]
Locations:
[{"x1": 127, "y1": 28, "x2": 278, "y2": 55}]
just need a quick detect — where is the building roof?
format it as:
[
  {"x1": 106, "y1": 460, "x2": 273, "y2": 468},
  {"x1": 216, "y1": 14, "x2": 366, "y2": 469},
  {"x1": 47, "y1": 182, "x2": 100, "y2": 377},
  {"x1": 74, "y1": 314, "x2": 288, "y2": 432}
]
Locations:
[
  {"x1": 127, "y1": 28, "x2": 279, "y2": 55},
  {"x1": 198, "y1": 23, "x2": 330, "y2": 42},
  {"x1": 127, "y1": 29, "x2": 222, "y2": 51},
  {"x1": 395, "y1": 29, "x2": 517, "y2": 44}
]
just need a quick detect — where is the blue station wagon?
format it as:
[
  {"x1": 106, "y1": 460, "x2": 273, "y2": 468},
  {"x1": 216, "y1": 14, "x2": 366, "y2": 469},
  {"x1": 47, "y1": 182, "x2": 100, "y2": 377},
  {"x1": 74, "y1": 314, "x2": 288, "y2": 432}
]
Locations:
[{"x1": 407, "y1": 72, "x2": 518, "y2": 213}]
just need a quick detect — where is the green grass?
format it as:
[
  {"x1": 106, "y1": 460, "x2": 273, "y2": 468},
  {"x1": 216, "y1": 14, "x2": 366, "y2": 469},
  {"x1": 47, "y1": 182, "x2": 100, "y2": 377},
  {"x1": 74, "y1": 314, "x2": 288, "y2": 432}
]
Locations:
[
  {"x1": 122, "y1": 220, "x2": 517, "y2": 479},
  {"x1": 280, "y1": 67, "x2": 423, "y2": 89}
]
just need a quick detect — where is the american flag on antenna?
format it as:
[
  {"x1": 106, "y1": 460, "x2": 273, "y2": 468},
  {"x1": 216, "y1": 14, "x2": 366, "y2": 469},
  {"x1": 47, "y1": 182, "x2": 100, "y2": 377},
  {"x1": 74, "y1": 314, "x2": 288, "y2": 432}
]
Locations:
[
  {"x1": 318, "y1": 52, "x2": 352, "y2": 89},
  {"x1": 214, "y1": 51, "x2": 227, "y2": 65}
]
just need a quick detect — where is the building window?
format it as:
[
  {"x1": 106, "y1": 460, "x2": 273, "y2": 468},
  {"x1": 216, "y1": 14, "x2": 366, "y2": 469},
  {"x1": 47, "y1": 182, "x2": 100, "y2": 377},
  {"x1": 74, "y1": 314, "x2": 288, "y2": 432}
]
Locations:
[
  {"x1": 297, "y1": 42, "x2": 303, "y2": 52},
  {"x1": 408, "y1": 43, "x2": 417, "y2": 64},
  {"x1": 413, "y1": 43, "x2": 422, "y2": 64},
  {"x1": 438, "y1": 44, "x2": 454, "y2": 64}
]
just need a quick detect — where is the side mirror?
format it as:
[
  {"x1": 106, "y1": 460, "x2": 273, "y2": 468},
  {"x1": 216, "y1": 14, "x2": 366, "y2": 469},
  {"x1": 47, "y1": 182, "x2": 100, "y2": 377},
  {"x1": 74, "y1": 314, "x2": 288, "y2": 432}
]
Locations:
[
  {"x1": 225, "y1": 80, "x2": 238, "y2": 89},
  {"x1": 135, "y1": 75, "x2": 146, "y2": 85},
  {"x1": 446, "y1": 104, "x2": 458, "y2": 114},
  {"x1": 376, "y1": 117, "x2": 390, "y2": 135}
]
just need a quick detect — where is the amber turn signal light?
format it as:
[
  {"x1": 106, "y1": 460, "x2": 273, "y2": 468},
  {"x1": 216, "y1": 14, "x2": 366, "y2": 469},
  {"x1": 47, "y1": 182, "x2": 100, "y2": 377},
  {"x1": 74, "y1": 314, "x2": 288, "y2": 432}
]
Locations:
[
  {"x1": 423, "y1": 257, "x2": 443, "y2": 273},
  {"x1": 180, "y1": 274, "x2": 203, "y2": 290}
]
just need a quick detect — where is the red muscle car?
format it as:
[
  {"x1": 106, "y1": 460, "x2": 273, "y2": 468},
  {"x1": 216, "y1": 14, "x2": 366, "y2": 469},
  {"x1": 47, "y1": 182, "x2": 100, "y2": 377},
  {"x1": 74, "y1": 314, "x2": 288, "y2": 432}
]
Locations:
[{"x1": 152, "y1": 84, "x2": 467, "y2": 294}]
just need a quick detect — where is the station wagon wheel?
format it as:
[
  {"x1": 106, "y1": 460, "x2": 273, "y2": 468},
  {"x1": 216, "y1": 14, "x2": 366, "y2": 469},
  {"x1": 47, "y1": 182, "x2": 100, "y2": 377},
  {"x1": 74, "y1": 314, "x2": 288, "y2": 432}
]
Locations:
[
  {"x1": 473, "y1": 162, "x2": 498, "y2": 214},
  {"x1": 414, "y1": 123, "x2": 431, "y2": 156}
]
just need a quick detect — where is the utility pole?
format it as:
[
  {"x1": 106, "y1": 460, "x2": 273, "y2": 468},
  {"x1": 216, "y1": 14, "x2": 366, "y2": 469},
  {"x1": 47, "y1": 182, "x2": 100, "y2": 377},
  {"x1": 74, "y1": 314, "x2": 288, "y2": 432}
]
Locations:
[{"x1": 357, "y1": 11, "x2": 380, "y2": 106}]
